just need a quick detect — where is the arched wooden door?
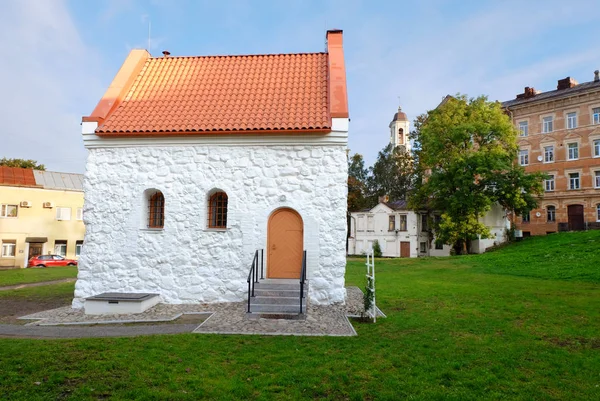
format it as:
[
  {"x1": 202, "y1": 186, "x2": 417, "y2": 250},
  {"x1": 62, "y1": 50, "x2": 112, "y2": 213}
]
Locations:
[{"x1": 267, "y1": 208, "x2": 304, "y2": 279}]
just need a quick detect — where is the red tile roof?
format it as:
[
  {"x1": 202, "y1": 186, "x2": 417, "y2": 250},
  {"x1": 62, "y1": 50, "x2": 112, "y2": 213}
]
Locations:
[
  {"x1": 86, "y1": 30, "x2": 348, "y2": 136},
  {"x1": 96, "y1": 53, "x2": 330, "y2": 134},
  {"x1": 0, "y1": 167, "x2": 38, "y2": 187}
]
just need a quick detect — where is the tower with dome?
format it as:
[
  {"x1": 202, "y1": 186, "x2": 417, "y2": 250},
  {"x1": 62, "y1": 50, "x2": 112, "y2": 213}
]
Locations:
[{"x1": 389, "y1": 106, "x2": 410, "y2": 153}]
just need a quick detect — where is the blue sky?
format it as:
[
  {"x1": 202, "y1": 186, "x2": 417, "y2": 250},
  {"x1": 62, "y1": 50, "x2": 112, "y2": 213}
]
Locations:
[{"x1": 1, "y1": 0, "x2": 600, "y2": 173}]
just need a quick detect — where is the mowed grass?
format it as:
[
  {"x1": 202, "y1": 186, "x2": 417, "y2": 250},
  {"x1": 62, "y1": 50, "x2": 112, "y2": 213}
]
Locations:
[
  {"x1": 0, "y1": 232, "x2": 599, "y2": 400},
  {"x1": 0, "y1": 266, "x2": 77, "y2": 287}
]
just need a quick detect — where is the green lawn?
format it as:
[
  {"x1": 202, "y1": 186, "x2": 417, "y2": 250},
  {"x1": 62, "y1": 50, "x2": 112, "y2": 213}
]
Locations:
[
  {"x1": 0, "y1": 232, "x2": 599, "y2": 400},
  {"x1": 0, "y1": 266, "x2": 77, "y2": 287}
]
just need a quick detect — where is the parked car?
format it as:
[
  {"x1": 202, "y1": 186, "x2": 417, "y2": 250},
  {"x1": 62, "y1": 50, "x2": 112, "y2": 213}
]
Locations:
[{"x1": 28, "y1": 255, "x2": 78, "y2": 268}]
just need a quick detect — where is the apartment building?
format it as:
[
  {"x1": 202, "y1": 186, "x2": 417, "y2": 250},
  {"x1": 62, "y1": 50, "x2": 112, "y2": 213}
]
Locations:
[
  {"x1": 502, "y1": 71, "x2": 600, "y2": 235},
  {"x1": 0, "y1": 167, "x2": 85, "y2": 268}
]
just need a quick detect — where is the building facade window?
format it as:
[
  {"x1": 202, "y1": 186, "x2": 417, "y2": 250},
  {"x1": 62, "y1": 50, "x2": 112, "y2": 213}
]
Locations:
[
  {"x1": 522, "y1": 212, "x2": 530, "y2": 223},
  {"x1": 388, "y1": 215, "x2": 395, "y2": 231},
  {"x1": 567, "y1": 143, "x2": 579, "y2": 160},
  {"x1": 419, "y1": 242, "x2": 427, "y2": 253},
  {"x1": 569, "y1": 172, "x2": 580, "y2": 190},
  {"x1": 421, "y1": 215, "x2": 428, "y2": 232},
  {"x1": 518, "y1": 121, "x2": 528, "y2": 136},
  {"x1": 56, "y1": 207, "x2": 71, "y2": 221},
  {"x1": 593, "y1": 107, "x2": 600, "y2": 125},
  {"x1": 1, "y1": 240, "x2": 16, "y2": 257},
  {"x1": 519, "y1": 149, "x2": 529, "y2": 166},
  {"x1": 148, "y1": 191, "x2": 165, "y2": 228},
  {"x1": 544, "y1": 146, "x2": 554, "y2": 163},
  {"x1": 399, "y1": 215, "x2": 407, "y2": 231},
  {"x1": 597, "y1": 204, "x2": 600, "y2": 222},
  {"x1": 435, "y1": 241, "x2": 443, "y2": 250},
  {"x1": 594, "y1": 139, "x2": 600, "y2": 157},
  {"x1": 1, "y1": 204, "x2": 18, "y2": 218},
  {"x1": 54, "y1": 240, "x2": 67, "y2": 257},
  {"x1": 545, "y1": 175, "x2": 555, "y2": 191},
  {"x1": 75, "y1": 240, "x2": 83, "y2": 257},
  {"x1": 542, "y1": 116, "x2": 553, "y2": 133},
  {"x1": 367, "y1": 215, "x2": 374, "y2": 231},
  {"x1": 357, "y1": 216, "x2": 364, "y2": 231},
  {"x1": 76, "y1": 207, "x2": 83, "y2": 220},
  {"x1": 547, "y1": 206, "x2": 556, "y2": 222},
  {"x1": 208, "y1": 191, "x2": 228, "y2": 229},
  {"x1": 566, "y1": 112, "x2": 577, "y2": 129},
  {"x1": 595, "y1": 171, "x2": 600, "y2": 188}
]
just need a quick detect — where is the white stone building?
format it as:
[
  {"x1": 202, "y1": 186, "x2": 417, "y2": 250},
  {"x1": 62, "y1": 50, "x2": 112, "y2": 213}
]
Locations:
[{"x1": 73, "y1": 30, "x2": 350, "y2": 309}]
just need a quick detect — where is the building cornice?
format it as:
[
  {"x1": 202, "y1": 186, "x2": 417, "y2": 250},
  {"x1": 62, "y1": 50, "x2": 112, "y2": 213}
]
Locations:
[{"x1": 82, "y1": 119, "x2": 349, "y2": 149}]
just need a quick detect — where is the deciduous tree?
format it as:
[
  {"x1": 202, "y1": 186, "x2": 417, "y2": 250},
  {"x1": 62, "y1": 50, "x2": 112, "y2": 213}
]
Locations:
[{"x1": 411, "y1": 95, "x2": 544, "y2": 254}]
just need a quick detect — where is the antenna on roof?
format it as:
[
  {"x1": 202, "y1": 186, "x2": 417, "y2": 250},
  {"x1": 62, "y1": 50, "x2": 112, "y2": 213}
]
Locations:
[{"x1": 148, "y1": 18, "x2": 151, "y2": 51}]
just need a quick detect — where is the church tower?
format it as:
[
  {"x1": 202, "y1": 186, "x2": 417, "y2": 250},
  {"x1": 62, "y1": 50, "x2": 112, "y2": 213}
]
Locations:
[{"x1": 389, "y1": 106, "x2": 411, "y2": 154}]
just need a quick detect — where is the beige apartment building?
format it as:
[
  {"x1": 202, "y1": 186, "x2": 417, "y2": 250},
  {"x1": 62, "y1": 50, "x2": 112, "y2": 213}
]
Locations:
[
  {"x1": 502, "y1": 71, "x2": 600, "y2": 235},
  {"x1": 0, "y1": 167, "x2": 85, "y2": 268}
]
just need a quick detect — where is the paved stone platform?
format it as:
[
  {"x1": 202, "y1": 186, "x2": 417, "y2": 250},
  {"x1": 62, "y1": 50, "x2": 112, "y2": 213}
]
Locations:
[{"x1": 16, "y1": 286, "x2": 382, "y2": 337}]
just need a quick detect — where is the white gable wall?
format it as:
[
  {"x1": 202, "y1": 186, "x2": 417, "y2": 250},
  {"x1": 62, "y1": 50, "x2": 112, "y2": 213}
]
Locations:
[{"x1": 74, "y1": 121, "x2": 349, "y2": 308}]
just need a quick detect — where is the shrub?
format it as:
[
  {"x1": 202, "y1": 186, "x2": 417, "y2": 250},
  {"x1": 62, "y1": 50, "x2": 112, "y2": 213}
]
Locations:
[{"x1": 372, "y1": 240, "x2": 382, "y2": 257}]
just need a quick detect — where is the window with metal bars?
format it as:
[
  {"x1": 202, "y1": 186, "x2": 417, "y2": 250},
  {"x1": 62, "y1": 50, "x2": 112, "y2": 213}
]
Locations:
[
  {"x1": 208, "y1": 192, "x2": 228, "y2": 229},
  {"x1": 148, "y1": 191, "x2": 165, "y2": 228}
]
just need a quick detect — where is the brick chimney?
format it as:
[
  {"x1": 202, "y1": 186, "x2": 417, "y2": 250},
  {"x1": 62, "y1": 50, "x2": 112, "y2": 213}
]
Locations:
[
  {"x1": 516, "y1": 86, "x2": 539, "y2": 100},
  {"x1": 557, "y1": 77, "x2": 578, "y2": 90},
  {"x1": 326, "y1": 29, "x2": 349, "y2": 119}
]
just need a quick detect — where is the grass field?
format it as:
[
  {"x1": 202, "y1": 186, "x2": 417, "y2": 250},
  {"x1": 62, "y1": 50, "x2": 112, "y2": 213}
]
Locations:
[
  {"x1": 0, "y1": 231, "x2": 599, "y2": 400},
  {"x1": 0, "y1": 266, "x2": 77, "y2": 287}
]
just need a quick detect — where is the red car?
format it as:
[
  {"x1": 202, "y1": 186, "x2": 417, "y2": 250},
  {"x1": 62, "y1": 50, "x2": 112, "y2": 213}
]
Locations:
[{"x1": 28, "y1": 255, "x2": 78, "y2": 268}]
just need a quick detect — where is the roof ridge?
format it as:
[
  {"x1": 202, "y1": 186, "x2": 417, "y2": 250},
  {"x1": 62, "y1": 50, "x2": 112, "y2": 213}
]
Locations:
[{"x1": 148, "y1": 51, "x2": 328, "y2": 59}]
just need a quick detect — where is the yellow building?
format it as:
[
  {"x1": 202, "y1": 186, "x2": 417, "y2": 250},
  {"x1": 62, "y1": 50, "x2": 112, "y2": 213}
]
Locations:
[{"x1": 0, "y1": 167, "x2": 85, "y2": 268}]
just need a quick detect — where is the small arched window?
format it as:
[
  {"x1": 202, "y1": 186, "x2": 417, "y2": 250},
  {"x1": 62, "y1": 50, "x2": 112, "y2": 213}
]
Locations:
[
  {"x1": 208, "y1": 192, "x2": 228, "y2": 229},
  {"x1": 547, "y1": 206, "x2": 556, "y2": 222},
  {"x1": 148, "y1": 191, "x2": 165, "y2": 228},
  {"x1": 398, "y1": 128, "x2": 404, "y2": 144}
]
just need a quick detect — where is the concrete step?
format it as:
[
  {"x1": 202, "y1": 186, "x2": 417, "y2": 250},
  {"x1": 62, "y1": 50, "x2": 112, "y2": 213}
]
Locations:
[
  {"x1": 254, "y1": 288, "x2": 307, "y2": 298},
  {"x1": 250, "y1": 303, "x2": 307, "y2": 314},
  {"x1": 254, "y1": 282, "x2": 305, "y2": 291},
  {"x1": 252, "y1": 295, "x2": 306, "y2": 305}
]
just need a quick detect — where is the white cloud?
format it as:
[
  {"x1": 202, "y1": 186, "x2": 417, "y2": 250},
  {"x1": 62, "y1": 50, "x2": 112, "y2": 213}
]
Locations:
[
  {"x1": 0, "y1": 0, "x2": 103, "y2": 173},
  {"x1": 343, "y1": 0, "x2": 600, "y2": 165}
]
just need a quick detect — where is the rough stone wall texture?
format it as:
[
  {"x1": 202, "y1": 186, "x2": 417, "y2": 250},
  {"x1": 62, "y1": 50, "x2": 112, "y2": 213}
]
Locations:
[{"x1": 73, "y1": 145, "x2": 348, "y2": 308}]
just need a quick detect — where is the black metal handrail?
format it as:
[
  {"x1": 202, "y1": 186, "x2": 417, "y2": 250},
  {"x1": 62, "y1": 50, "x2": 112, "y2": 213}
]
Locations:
[
  {"x1": 247, "y1": 249, "x2": 264, "y2": 313},
  {"x1": 299, "y1": 250, "x2": 307, "y2": 314}
]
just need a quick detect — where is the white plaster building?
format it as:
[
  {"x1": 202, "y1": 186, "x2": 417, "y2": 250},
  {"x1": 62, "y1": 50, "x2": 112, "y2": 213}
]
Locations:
[
  {"x1": 73, "y1": 30, "x2": 350, "y2": 309},
  {"x1": 348, "y1": 199, "x2": 452, "y2": 257}
]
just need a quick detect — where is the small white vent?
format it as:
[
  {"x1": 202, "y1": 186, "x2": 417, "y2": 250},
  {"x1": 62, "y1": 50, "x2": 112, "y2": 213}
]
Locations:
[
  {"x1": 20, "y1": 201, "x2": 32, "y2": 208},
  {"x1": 43, "y1": 202, "x2": 54, "y2": 208}
]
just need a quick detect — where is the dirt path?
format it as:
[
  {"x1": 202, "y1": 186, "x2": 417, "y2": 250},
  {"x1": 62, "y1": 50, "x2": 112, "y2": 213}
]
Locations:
[{"x1": 0, "y1": 278, "x2": 76, "y2": 292}]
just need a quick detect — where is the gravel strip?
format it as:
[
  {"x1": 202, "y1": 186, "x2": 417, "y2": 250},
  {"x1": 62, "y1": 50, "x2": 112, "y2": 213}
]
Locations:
[{"x1": 5, "y1": 286, "x2": 380, "y2": 338}]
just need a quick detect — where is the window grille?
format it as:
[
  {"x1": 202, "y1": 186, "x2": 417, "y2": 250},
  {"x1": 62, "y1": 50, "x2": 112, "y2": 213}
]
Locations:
[
  {"x1": 208, "y1": 192, "x2": 228, "y2": 229},
  {"x1": 148, "y1": 191, "x2": 165, "y2": 228}
]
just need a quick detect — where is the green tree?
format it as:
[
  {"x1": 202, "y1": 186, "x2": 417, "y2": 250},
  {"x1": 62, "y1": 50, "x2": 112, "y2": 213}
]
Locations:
[
  {"x1": 411, "y1": 94, "x2": 544, "y2": 254},
  {"x1": 0, "y1": 158, "x2": 45, "y2": 170},
  {"x1": 367, "y1": 144, "x2": 414, "y2": 206},
  {"x1": 348, "y1": 153, "x2": 369, "y2": 212}
]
